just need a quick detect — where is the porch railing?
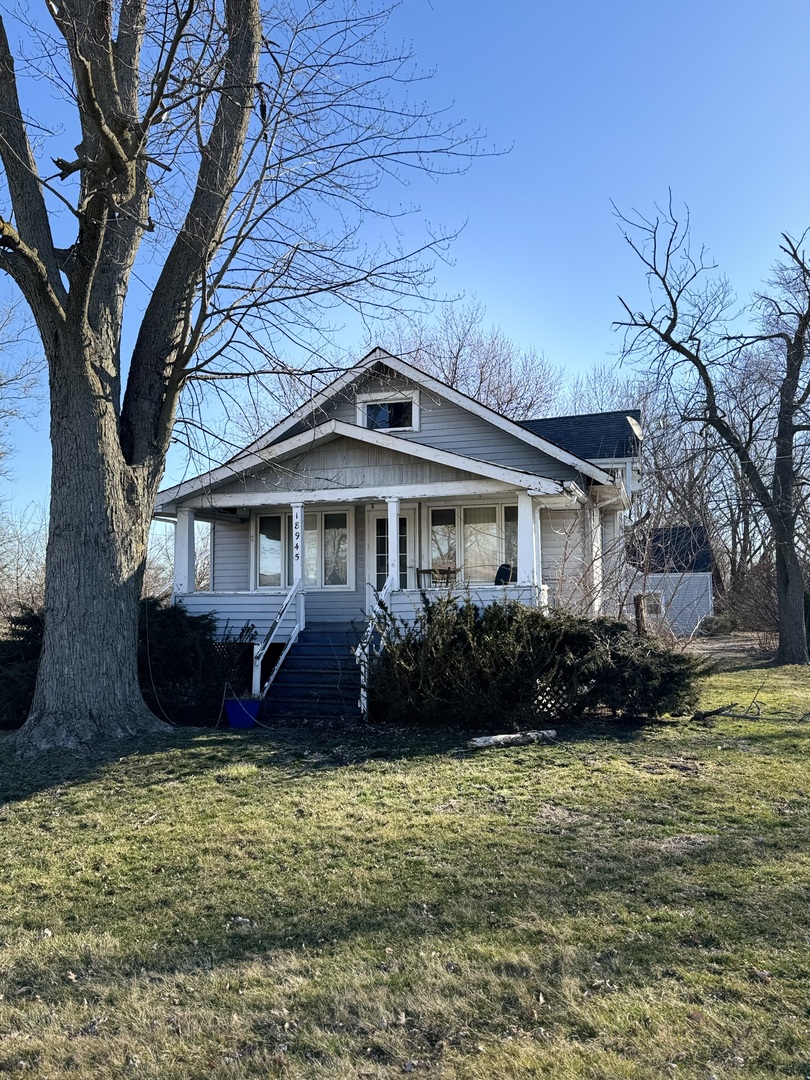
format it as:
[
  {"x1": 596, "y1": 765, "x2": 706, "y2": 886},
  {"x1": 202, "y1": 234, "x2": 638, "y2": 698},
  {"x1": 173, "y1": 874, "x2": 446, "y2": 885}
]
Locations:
[
  {"x1": 355, "y1": 575, "x2": 394, "y2": 718},
  {"x1": 254, "y1": 578, "x2": 304, "y2": 696}
]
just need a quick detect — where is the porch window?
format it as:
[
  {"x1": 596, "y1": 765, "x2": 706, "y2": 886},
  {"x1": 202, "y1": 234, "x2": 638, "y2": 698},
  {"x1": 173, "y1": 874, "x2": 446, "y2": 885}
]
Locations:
[
  {"x1": 323, "y1": 512, "x2": 349, "y2": 586},
  {"x1": 262, "y1": 510, "x2": 351, "y2": 589},
  {"x1": 303, "y1": 510, "x2": 350, "y2": 588},
  {"x1": 430, "y1": 508, "x2": 456, "y2": 571},
  {"x1": 504, "y1": 505, "x2": 518, "y2": 569},
  {"x1": 463, "y1": 506, "x2": 499, "y2": 583},
  {"x1": 258, "y1": 515, "x2": 282, "y2": 587},
  {"x1": 429, "y1": 504, "x2": 519, "y2": 583}
]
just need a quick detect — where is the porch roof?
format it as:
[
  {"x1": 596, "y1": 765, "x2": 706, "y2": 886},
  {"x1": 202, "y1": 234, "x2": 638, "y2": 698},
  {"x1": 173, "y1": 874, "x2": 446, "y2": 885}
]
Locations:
[{"x1": 155, "y1": 418, "x2": 564, "y2": 516}]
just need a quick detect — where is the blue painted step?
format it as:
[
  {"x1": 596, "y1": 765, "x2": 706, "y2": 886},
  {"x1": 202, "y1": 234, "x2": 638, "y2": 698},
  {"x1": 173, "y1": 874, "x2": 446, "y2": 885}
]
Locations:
[{"x1": 264, "y1": 623, "x2": 362, "y2": 719}]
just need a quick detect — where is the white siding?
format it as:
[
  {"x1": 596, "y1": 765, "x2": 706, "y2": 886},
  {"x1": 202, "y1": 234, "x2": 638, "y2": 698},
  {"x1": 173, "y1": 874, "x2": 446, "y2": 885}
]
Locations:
[
  {"x1": 212, "y1": 521, "x2": 250, "y2": 591},
  {"x1": 178, "y1": 591, "x2": 297, "y2": 640},
  {"x1": 627, "y1": 571, "x2": 714, "y2": 636},
  {"x1": 539, "y1": 508, "x2": 590, "y2": 613}
]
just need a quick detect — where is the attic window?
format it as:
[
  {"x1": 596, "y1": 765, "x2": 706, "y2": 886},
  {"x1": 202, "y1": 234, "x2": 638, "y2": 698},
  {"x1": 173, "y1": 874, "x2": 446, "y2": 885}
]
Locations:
[
  {"x1": 366, "y1": 401, "x2": 412, "y2": 430},
  {"x1": 356, "y1": 389, "x2": 419, "y2": 431}
]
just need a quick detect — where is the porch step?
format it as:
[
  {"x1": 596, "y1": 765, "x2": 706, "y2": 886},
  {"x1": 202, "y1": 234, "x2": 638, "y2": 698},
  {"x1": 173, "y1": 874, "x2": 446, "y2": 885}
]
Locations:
[{"x1": 263, "y1": 623, "x2": 362, "y2": 720}]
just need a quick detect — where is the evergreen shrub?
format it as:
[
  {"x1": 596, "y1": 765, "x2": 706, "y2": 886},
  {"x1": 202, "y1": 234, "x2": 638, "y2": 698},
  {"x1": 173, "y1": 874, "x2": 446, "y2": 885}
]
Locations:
[
  {"x1": 0, "y1": 599, "x2": 255, "y2": 730},
  {"x1": 369, "y1": 596, "x2": 703, "y2": 729}
]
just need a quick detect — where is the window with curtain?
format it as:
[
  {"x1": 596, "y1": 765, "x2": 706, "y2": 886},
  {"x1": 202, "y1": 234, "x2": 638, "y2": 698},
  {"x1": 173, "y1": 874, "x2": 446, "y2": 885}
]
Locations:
[
  {"x1": 463, "y1": 506, "x2": 500, "y2": 582},
  {"x1": 258, "y1": 515, "x2": 282, "y2": 587},
  {"x1": 322, "y1": 512, "x2": 349, "y2": 586},
  {"x1": 430, "y1": 508, "x2": 456, "y2": 570}
]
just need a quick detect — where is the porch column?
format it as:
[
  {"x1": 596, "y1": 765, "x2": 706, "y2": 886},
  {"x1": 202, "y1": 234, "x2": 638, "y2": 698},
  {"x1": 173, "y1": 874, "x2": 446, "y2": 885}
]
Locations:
[
  {"x1": 173, "y1": 508, "x2": 195, "y2": 595},
  {"x1": 386, "y1": 497, "x2": 400, "y2": 589},
  {"x1": 516, "y1": 493, "x2": 537, "y2": 599},
  {"x1": 585, "y1": 505, "x2": 603, "y2": 615},
  {"x1": 291, "y1": 501, "x2": 305, "y2": 628}
]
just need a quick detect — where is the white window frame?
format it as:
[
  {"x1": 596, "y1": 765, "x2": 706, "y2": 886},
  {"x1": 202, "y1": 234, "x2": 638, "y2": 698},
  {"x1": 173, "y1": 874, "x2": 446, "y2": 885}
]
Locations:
[
  {"x1": 302, "y1": 507, "x2": 355, "y2": 591},
  {"x1": 424, "y1": 501, "x2": 519, "y2": 585},
  {"x1": 251, "y1": 508, "x2": 355, "y2": 592},
  {"x1": 355, "y1": 388, "x2": 420, "y2": 432},
  {"x1": 252, "y1": 512, "x2": 288, "y2": 592}
]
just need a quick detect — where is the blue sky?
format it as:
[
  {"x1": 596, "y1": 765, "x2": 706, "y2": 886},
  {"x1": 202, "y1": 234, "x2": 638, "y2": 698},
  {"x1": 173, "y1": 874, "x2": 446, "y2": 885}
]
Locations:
[{"x1": 3, "y1": 0, "x2": 810, "y2": 505}]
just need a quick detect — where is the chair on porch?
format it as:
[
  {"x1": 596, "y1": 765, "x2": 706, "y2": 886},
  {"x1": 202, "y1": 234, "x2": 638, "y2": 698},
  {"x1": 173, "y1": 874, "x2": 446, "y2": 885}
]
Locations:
[{"x1": 417, "y1": 566, "x2": 458, "y2": 588}]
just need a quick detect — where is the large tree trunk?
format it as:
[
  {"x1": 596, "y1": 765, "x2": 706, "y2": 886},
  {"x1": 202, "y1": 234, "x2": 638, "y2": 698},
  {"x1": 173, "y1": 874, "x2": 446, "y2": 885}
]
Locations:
[
  {"x1": 774, "y1": 536, "x2": 808, "y2": 666},
  {"x1": 15, "y1": 336, "x2": 168, "y2": 757}
]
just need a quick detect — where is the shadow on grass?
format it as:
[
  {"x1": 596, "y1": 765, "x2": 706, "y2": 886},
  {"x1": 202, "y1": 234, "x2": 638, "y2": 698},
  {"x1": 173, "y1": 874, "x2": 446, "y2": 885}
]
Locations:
[
  {"x1": 4, "y1": 798, "x2": 806, "y2": 1010},
  {"x1": 0, "y1": 713, "x2": 653, "y2": 807}
]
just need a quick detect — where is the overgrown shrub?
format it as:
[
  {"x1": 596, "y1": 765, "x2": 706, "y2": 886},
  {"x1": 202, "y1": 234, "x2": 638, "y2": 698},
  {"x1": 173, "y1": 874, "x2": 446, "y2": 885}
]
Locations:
[
  {"x1": 369, "y1": 597, "x2": 703, "y2": 729},
  {"x1": 0, "y1": 599, "x2": 255, "y2": 730}
]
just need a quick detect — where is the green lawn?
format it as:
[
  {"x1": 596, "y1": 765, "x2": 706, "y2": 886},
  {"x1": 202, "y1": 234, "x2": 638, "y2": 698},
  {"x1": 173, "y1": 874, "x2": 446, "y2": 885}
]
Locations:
[{"x1": 0, "y1": 663, "x2": 809, "y2": 1078}]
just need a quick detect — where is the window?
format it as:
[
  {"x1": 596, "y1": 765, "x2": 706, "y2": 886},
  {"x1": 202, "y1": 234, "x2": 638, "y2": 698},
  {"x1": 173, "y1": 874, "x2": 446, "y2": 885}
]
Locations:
[
  {"x1": 463, "y1": 506, "x2": 500, "y2": 583},
  {"x1": 644, "y1": 592, "x2": 664, "y2": 617},
  {"x1": 258, "y1": 515, "x2": 282, "y2": 586},
  {"x1": 429, "y1": 504, "x2": 518, "y2": 584},
  {"x1": 356, "y1": 390, "x2": 419, "y2": 431},
  {"x1": 366, "y1": 401, "x2": 412, "y2": 430},
  {"x1": 257, "y1": 509, "x2": 351, "y2": 589},
  {"x1": 430, "y1": 508, "x2": 456, "y2": 571},
  {"x1": 323, "y1": 512, "x2": 349, "y2": 586}
]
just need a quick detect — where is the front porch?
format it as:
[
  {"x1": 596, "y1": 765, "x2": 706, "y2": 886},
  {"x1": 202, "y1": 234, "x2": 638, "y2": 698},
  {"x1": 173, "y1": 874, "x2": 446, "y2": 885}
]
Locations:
[{"x1": 170, "y1": 488, "x2": 557, "y2": 696}]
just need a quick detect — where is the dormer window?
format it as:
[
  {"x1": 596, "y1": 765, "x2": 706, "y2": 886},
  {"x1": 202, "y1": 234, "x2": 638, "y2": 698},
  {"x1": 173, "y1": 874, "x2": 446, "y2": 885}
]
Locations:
[{"x1": 356, "y1": 389, "x2": 419, "y2": 431}]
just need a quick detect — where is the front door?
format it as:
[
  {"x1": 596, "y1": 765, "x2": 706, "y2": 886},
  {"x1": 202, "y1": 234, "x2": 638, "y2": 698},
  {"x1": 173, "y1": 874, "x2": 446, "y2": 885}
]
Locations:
[{"x1": 366, "y1": 508, "x2": 415, "y2": 611}]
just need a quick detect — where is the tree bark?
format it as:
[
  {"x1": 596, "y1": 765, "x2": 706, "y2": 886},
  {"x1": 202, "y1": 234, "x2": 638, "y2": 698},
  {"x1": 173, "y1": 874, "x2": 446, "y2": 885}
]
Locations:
[
  {"x1": 774, "y1": 537, "x2": 808, "y2": 665},
  {"x1": 15, "y1": 333, "x2": 168, "y2": 757}
]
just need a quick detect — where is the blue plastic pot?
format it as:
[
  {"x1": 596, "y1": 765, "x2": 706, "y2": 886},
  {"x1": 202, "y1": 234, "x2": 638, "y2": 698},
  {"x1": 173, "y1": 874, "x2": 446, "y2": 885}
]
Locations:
[{"x1": 225, "y1": 698, "x2": 261, "y2": 729}]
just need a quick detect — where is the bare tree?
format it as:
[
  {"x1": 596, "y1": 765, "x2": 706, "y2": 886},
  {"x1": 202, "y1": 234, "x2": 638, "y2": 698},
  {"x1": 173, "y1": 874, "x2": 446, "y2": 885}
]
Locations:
[
  {"x1": 375, "y1": 300, "x2": 565, "y2": 419},
  {"x1": 0, "y1": 0, "x2": 479, "y2": 754},
  {"x1": 616, "y1": 199, "x2": 810, "y2": 664}
]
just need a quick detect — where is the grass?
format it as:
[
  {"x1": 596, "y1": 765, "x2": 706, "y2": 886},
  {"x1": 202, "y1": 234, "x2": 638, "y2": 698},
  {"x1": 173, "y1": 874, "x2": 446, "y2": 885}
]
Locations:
[{"x1": 0, "y1": 662, "x2": 809, "y2": 1078}]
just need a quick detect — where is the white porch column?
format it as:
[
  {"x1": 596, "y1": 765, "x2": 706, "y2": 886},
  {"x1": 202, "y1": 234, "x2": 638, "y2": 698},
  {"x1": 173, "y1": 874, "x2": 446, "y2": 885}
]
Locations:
[
  {"x1": 586, "y1": 505, "x2": 603, "y2": 615},
  {"x1": 516, "y1": 493, "x2": 537, "y2": 600},
  {"x1": 291, "y1": 501, "x2": 305, "y2": 628},
  {"x1": 386, "y1": 497, "x2": 400, "y2": 588},
  {"x1": 173, "y1": 508, "x2": 195, "y2": 595}
]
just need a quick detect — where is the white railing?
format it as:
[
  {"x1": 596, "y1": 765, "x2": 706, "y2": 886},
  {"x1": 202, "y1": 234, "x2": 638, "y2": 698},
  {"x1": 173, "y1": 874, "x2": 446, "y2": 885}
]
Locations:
[
  {"x1": 254, "y1": 579, "x2": 304, "y2": 696},
  {"x1": 355, "y1": 575, "x2": 394, "y2": 718}
]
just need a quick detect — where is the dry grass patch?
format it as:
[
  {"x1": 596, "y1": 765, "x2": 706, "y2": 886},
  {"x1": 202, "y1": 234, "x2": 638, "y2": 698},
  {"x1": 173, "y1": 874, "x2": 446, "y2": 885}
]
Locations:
[{"x1": 0, "y1": 663, "x2": 808, "y2": 1078}]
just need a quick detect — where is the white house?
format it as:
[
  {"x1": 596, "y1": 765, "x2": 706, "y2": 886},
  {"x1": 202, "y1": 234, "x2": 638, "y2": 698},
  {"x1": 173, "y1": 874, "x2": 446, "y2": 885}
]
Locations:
[{"x1": 154, "y1": 349, "x2": 642, "y2": 715}]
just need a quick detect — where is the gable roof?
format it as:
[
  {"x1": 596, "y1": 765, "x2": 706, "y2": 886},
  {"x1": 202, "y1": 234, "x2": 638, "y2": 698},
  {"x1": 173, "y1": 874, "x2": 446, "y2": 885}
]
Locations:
[
  {"x1": 155, "y1": 418, "x2": 563, "y2": 511},
  {"x1": 627, "y1": 524, "x2": 714, "y2": 574},
  {"x1": 156, "y1": 349, "x2": 627, "y2": 512},
  {"x1": 519, "y1": 410, "x2": 642, "y2": 461},
  {"x1": 225, "y1": 348, "x2": 615, "y2": 485}
]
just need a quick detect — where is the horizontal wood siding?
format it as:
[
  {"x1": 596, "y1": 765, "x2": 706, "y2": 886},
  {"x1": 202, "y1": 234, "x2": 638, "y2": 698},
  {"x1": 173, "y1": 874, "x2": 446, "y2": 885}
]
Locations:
[
  {"x1": 212, "y1": 521, "x2": 250, "y2": 591},
  {"x1": 627, "y1": 571, "x2": 714, "y2": 635},
  {"x1": 177, "y1": 591, "x2": 298, "y2": 641},
  {"x1": 319, "y1": 371, "x2": 580, "y2": 481},
  {"x1": 387, "y1": 585, "x2": 540, "y2": 622},
  {"x1": 540, "y1": 508, "x2": 590, "y2": 612}
]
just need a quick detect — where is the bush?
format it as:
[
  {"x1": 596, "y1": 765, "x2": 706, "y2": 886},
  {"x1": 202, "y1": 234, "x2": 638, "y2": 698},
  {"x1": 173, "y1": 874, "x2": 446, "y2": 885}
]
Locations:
[
  {"x1": 0, "y1": 599, "x2": 255, "y2": 730},
  {"x1": 369, "y1": 597, "x2": 703, "y2": 729}
]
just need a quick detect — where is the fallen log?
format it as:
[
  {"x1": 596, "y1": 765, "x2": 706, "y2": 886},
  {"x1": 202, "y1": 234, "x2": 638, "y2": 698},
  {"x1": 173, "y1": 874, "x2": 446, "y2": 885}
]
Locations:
[{"x1": 467, "y1": 730, "x2": 557, "y2": 750}]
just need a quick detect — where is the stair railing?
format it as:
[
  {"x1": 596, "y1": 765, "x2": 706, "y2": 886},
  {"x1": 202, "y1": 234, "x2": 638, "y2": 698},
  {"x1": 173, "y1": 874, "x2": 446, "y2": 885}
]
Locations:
[
  {"x1": 355, "y1": 575, "x2": 394, "y2": 718},
  {"x1": 254, "y1": 578, "x2": 304, "y2": 697}
]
